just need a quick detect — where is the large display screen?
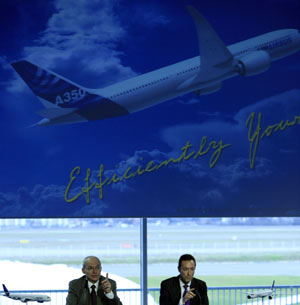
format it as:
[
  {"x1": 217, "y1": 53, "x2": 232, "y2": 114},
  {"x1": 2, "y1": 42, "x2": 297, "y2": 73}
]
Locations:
[{"x1": 1, "y1": 0, "x2": 300, "y2": 217}]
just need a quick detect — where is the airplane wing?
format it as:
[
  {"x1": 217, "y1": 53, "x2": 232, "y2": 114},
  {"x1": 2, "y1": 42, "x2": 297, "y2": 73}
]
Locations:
[
  {"x1": 177, "y1": 6, "x2": 235, "y2": 92},
  {"x1": 242, "y1": 292, "x2": 252, "y2": 295},
  {"x1": 186, "y1": 6, "x2": 233, "y2": 69}
]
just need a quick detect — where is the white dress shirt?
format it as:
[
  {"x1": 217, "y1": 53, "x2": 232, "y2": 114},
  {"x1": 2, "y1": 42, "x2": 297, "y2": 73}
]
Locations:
[
  {"x1": 87, "y1": 280, "x2": 114, "y2": 299},
  {"x1": 178, "y1": 278, "x2": 192, "y2": 305}
]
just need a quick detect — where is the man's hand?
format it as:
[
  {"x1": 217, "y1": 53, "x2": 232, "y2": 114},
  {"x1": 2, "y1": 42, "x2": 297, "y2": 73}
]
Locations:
[
  {"x1": 183, "y1": 288, "x2": 196, "y2": 303},
  {"x1": 101, "y1": 273, "x2": 112, "y2": 293}
]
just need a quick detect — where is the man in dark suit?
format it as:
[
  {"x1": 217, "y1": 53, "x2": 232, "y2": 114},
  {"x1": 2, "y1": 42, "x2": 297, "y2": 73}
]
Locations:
[
  {"x1": 66, "y1": 256, "x2": 122, "y2": 305},
  {"x1": 159, "y1": 254, "x2": 209, "y2": 305}
]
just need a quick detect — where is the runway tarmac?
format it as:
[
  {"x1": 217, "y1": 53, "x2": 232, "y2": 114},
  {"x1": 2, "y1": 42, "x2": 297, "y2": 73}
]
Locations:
[{"x1": 105, "y1": 261, "x2": 300, "y2": 277}]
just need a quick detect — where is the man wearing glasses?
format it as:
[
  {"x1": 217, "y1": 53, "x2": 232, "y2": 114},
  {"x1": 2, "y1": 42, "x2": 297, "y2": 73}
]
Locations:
[{"x1": 66, "y1": 256, "x2": 122, "y2": 305}]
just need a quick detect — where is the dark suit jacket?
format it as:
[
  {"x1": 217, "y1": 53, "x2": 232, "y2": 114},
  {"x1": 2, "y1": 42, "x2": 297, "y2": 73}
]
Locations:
[
  {"x1": 159, "y1": 275, "x2": 209, "y2": 305},
  {"x1": 66, "y1": 275, "x2": 122, "y2": 305}
]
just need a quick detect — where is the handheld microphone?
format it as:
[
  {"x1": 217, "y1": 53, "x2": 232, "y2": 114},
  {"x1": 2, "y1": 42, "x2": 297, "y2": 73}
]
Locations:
[{"x1": 194, "y1": 290, "x2": 202, "y2": 305}]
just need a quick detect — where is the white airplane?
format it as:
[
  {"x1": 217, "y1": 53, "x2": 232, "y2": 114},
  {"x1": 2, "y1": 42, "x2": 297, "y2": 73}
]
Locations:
[
  {"x1": 2, "y1": 284, "x2": 51, "y2": 303},
  {"x1": 11, "y1": 6, "x2": 300, "y2": 126},
  {"x1": 245, "y1": 281, "x2": 276, "y2": 299}
]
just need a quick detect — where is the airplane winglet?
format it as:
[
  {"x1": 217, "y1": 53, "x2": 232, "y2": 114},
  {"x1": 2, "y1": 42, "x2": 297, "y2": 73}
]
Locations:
[{"x1": 186, "y1": 6, "x2": 233, "y2": 69}]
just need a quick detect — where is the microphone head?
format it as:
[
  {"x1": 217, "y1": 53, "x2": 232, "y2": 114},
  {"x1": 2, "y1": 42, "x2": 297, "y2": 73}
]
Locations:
[{"x1": 194, "y1": 290, "x2": 202, "y2": 303}]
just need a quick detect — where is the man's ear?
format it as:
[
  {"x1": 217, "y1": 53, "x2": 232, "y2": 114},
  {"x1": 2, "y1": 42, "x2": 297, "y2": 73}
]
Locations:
[
  {"x1": 177, "y1": 266, "x2": 180, "y2": 273},
  {"x1": 82, "y1": 268, "x2": 86, "y2": 275}
]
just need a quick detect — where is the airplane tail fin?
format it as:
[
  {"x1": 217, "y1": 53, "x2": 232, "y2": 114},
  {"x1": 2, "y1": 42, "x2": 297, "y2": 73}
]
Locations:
[
  {"x1": 11, "y1": 60, "x2": 87, "y2": 109},
  {"x1": 2, "y1": 284, "x2": 10, "y2": 296},
  {"x1": 11, "y1": 60, "x2": 129, "y2": 125},
  {"x1": 271, "y1": 280, "x2": 275, "y2": 290}
]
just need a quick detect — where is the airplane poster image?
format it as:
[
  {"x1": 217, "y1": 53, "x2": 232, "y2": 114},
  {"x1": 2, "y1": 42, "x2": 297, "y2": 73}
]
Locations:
[{"x1": 11, "y1": 6, "x2": 300, "y2": 126}]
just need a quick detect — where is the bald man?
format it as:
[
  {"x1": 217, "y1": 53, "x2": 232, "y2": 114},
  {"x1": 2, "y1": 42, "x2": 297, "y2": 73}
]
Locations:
[{"x1": 66, "y1": 256, "x2": 122, "y2": 305}]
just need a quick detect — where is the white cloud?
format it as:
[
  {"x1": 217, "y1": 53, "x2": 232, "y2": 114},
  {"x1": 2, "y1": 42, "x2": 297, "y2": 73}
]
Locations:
[
  {"x1": 7, "y1": 0, "x2": 137, "y2": 92},
  {"x1": 215, "y1": 157, "x2": 273, "y2": 188},
  {"x1": 234, "y1": 89, "x2": 300, "y2": 125},
  {"x1": 130, "y1": 4, "x2": 170, "y2": 28}
]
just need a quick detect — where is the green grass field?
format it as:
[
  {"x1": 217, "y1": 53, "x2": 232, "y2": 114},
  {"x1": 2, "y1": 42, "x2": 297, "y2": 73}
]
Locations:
[{"x1": 128, "y1": 275, "x2": 300, "y2": 287}]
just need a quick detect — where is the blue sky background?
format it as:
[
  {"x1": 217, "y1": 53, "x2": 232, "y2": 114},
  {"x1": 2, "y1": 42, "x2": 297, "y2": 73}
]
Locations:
[{"x1": 0, "y1": 0, "x2": 300, "y2": 217}]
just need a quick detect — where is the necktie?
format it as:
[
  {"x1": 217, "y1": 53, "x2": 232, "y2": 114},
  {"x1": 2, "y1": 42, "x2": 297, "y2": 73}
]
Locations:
[
  {"x1": 91, "y1": 285, "x2": 97, "y2": 305},
  {"x1": 183, "y1": 284, "x2": 190, "y2": 305}
]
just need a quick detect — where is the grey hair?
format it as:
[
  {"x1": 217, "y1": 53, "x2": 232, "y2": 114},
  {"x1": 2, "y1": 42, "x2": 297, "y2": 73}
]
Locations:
[{"x1": 82, "y1": 256, "x2": 101, "y2": 269}]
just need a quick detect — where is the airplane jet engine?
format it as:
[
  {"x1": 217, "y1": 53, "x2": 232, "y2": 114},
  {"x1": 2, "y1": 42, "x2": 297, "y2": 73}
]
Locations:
[{"x1": 235, "y1": 50, "x2": 271, "y2": 76}]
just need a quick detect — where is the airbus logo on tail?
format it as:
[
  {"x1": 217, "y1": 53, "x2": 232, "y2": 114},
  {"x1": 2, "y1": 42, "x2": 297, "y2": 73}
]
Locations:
[{"x1": 55, "y1": 88, "x2": 86, "y2": 105}]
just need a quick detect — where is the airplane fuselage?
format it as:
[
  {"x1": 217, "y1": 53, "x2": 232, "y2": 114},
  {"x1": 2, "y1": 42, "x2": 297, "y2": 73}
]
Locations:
[
  {"x1": 3, "y1": 294, "x2": 51, "y2": 303},
  {"x1": 247, "y1": 290, "x2": 273, "y2": 299},
  {"x1": 98, "y1": 29, "x2": 300, "y2": 114},
  {"x1": 2, "y1": 284, "x2": 51, "y2": 303}
]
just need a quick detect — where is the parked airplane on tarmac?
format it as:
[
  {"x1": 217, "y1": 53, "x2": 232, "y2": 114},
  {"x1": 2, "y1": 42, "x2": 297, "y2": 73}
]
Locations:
[
  {"x1": 245, "y1": 281, "x2": 276, "y2": 299},
  {"x1": 11, "y1": 6, "x2": 300, "y2": 126},
  {"x1": 2, "y1": 284, "x2": 51, "y2": 303}
]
